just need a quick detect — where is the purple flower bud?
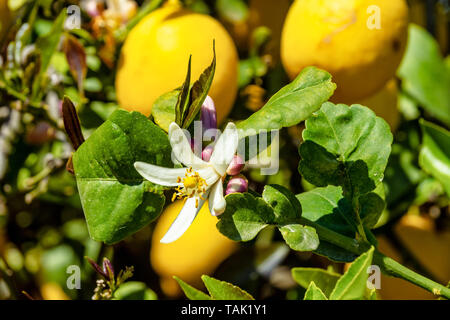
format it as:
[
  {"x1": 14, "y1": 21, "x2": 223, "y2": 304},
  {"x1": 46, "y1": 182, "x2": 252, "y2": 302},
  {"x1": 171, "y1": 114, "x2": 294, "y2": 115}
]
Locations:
[
  {"x1": 226, "y1": 155, "x2": 245, "y2": 176},
  {"x1": 226, "y1": 175, "x2": 248, "y2": 195},
  {"x1": 202, "y1": 144, "x2": 214, "y2": 162},
  {"x1": 201, "y1": 96, "x2": 217, "y2": 132},
  {"x1": 102, "y1": 258, "x2": 114, "y2": 280},
  {"x1": 86, "y1": 257, "x2": 109, "y2": 279}
]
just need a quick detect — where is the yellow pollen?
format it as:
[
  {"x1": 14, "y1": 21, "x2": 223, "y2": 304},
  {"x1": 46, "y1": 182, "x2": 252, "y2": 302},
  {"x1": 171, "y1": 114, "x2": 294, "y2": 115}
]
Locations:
[
  {"x1": 171, "y1": 167, "x2": 207, "y2": 206},
  {"x1": 183, "y1": 176, "x2": 198, "y2": 189}
]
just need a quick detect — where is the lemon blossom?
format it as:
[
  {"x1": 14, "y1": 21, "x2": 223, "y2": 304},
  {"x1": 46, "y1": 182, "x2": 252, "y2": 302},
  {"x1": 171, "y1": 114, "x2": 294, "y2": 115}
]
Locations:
[{"x1": 134, "y1": 121, "x2": 239, "y2": 243}]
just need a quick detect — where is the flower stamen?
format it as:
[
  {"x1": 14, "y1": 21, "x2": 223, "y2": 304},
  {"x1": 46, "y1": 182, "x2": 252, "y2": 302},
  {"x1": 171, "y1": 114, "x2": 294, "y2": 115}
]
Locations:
[{"x1": 172, "y1": 167, "x2": 207, "y2": 207}]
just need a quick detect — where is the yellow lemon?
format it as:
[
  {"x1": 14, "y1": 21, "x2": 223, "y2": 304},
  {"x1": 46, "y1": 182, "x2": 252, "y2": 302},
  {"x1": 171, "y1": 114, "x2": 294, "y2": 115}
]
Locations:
[
  {"x1": 115, "y1": 2, "x2": 239, "y2": 124},
  {"x1": 281, "y1": 0, "x2": 409, "y2": 103},
  {"x1": 151, "y1": 200, "x2": 238, "y2": 297},
  {"x1": 357, "y1": 78, "x2": 400, "y2": 131}
]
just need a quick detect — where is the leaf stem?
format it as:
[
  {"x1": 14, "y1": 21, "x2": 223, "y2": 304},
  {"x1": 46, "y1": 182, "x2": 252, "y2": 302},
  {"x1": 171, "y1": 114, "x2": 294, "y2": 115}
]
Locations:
[{"x1": 300, "y1": 217, "x2": 450, "y2": 299}]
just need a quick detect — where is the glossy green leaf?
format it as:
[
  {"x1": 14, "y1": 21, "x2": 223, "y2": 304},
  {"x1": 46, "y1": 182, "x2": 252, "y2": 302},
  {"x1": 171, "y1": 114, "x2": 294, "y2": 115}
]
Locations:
[
  {"x1": 397, "y1": 24, "x2": 450, "y2": 126},
  {"x1": 313, "y1": 241, "x2": 358, "y2": 263},
  {"x1": 279, "y1": 224, "x2": 319, "y2": 251},
  {"x1": 151, "y1": 90, "x2": 178, "y2": 132},
  {"x1": 174, "y1": 276, "x2": 211, "y2": 300},
  {"x1": 72, "y1": 110, "x2": 173, "y2": 244},
  {"x1": 183, "y1": 42, "x2": 216, "y2": 128},
  {"x1": 329, "y1": 246, "x2": 374, "y2": 300},
  {"x1": 237, "y1": 67, "x2": 336, "y2": 138},
  {"x1": 201, "y1": 275, "x2": 254, "y2": 300},
  {"x1": 296, "y1": 186, "x2": 354, "y2": 237},
  {"x1": 300, "y1": 103, "x2": 392, "y2": 194},
  {"x1": 113, "y1": 281, "x2": 157, "y2": 300},
  {"x1": 304, "y1": 282, "x2": 328, "y2": 300},
  {"x1": 292, "y1": 267, "x2": 340, "y2": 297},
  {"x1": 217, "y1": 192, "x2": 274, "y2": 241},
  {"x1": 262, "y1": 184, "x2": 301, "y2": 225},
  {"x1": 175, "y1": 56, "x2": 192, "y2": 127},
  {"x1": 419, "y1": 119, "x2": 450, "y2": 196},
  {"x1": 299, "y1": 103, "x2": 392, "y2": 232}
]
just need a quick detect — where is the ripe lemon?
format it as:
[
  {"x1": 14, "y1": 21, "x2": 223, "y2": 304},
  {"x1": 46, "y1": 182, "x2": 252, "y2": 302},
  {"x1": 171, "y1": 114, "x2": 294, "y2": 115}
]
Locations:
[
  {"x1": 115, "y1": 2, "x2": 239, "y2": 124},
  {"x1": 281, "y1": 0, "x2": 409, "y2": 103},
  {"x1": 357, "y1": 78, "x2": 400, "y2": 131},
  {"x1": 150, "y1": 200, "x2": 238, "y2": 297}
]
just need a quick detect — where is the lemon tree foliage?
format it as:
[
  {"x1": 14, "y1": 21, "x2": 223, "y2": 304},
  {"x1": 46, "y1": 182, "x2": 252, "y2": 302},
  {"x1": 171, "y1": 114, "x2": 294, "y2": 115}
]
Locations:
[
  {"x1": 113, "y1": 281, "x2": 157, "y2": 300},
  {"x1": 218, "y1": 185, "x2": 319, "y2": 251},
  {"x1": 175, "y1": 275, "x2": 254, "y2": 300},
  {"x1": 299, "y1": 103, "x2": 392, "y2": 236},
  {"x1": 237, "y1": 66, "x2": 336, "y2": 137},
  {"x1": 292, "y1": 267, "x2": 341, "y2": 297},
  {"x1": 303, "y1": 282, "x2": 328, "y2": 300},
  {"x1": 397, "y1": 25, "x2": 450, "y2": 126},
  {"x1": 419, "y1": 119, "x2": 450, "y2": 196},
  {"x1": 296, "y1": 247, "x2": 375, "y2": 300},
  {"x1": 72, "y1": 110, "x2": 173, "y2": 244}
]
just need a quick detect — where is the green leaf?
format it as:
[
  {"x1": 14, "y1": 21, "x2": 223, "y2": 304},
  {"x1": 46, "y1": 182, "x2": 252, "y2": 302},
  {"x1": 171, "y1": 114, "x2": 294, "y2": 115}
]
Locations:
[
  {"x1": 183, "y1": 41, "x2": 216, "y2": 128},
  {"x1": 313, "y1": 241, "x2": 358, "y2": 263},
  {"x1": 174, "y1": 276, "x2": 211, "y2": 300},
  {"x1": 113, "y1": 281, "x2": 157, "y2": 300},
  {"x1": 72, "y1": 110, "x2": 173, "y2": 244},
  {"x1": 299, "y1": 103, "x2": 392, "y2": 232},
  {"x1": 304, "y1": 282, "x2": 328, "y2": 300},
  {"x1": 296, "y1": 186, "x2": 354, "y2": 237},
  {"x1": 279, "y1": 224, "x2": 319, "y2": 251},
  {"x1": 175, "y1": 56, "x2": 192, "y2": 126},
  {"x1": 217, "y1": 192, "x2": 274, "y2": 241},
  {"x1": 329, "y1": 247, "x2": 374, "y2": 300},
  {"x1": 368, "y1": 289, "x2": 378, "y2": 300},
  {"x1": 151, "y1": 90, "x2": 179, "y2": 132},
  {"x1": 173, "y1": 43, "x2": 216, "y2": 129},
  {"x1": 201, "y1": 275, "x2": 254, "y2": 300},
  {"x1": 300, "y1": 103, "x2": 392, "y2": 193},
  {"x1": 237, "y1": 67, "x2": 336, "y2": 138},
  {"x1": 397, "y1": 24, "x2": 450, "y2": 126},
  {"x1": 292, "y1": 267, "x2": 340, "y2": 297},
  {"x1": 262, "y1": 184, "x2": 301, "y2": 225},
  {"x1": 33, "y1": 11, "x2": 66, "y2": 98},
  {"x1": 419, "y1": 119, "x2": 450, "y2": 196},
  {"x1": 220, "y1": 187, "x2": 318, "y2": 251}
]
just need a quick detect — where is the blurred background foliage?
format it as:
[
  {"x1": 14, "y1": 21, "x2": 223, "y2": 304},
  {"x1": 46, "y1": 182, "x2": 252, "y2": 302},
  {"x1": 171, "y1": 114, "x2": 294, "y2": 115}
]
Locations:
[{"x1": 0, "y1": 0, "x2": 448, "y2": 300}]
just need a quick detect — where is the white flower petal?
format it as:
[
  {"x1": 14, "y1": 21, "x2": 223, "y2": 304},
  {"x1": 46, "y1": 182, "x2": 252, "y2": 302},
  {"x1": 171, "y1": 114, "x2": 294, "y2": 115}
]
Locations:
[
  {"x1": 160, "y1": 194, "x2": 209, "y2": 243},
  {"x1": 134, "y1": 162, "x2": 186, "y2": 186},
  {"x1": 208, "y1": 181, "x2": 226, "y2": 216},
  {"x1": 135, "y1": 162, "x2": 219, "y2": 190},
  {"x1": 210, "y1": 122, "x2": 239, "y2": 176},
  {"x1": 168, "y1": 122, "x2": 207, "y2": 168},
  {"x1": 199, "y1": 166, "x2": 221, "y2": 187}
]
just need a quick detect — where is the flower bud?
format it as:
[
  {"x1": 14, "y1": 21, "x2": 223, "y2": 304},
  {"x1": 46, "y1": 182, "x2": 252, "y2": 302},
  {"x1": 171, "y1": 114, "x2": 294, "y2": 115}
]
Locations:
[
  {"x1": 201, "y1": 96, "x2": 217, "y2": 132},
  {"x1": 226, "y1": 175, "x2": 248, "y2": 195},
  {"x1": 86, "y1": 257, "x2": 109, "y2": 279},
  {"x1": 102, "y1": 258, "x2": 114, "y2": 280},
  {"x1": 201, "y1": 144, "x2": 214, "y2": 162},
  {"x1": 226, "y1": 155, "x2": 245, "y2": 176}
]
